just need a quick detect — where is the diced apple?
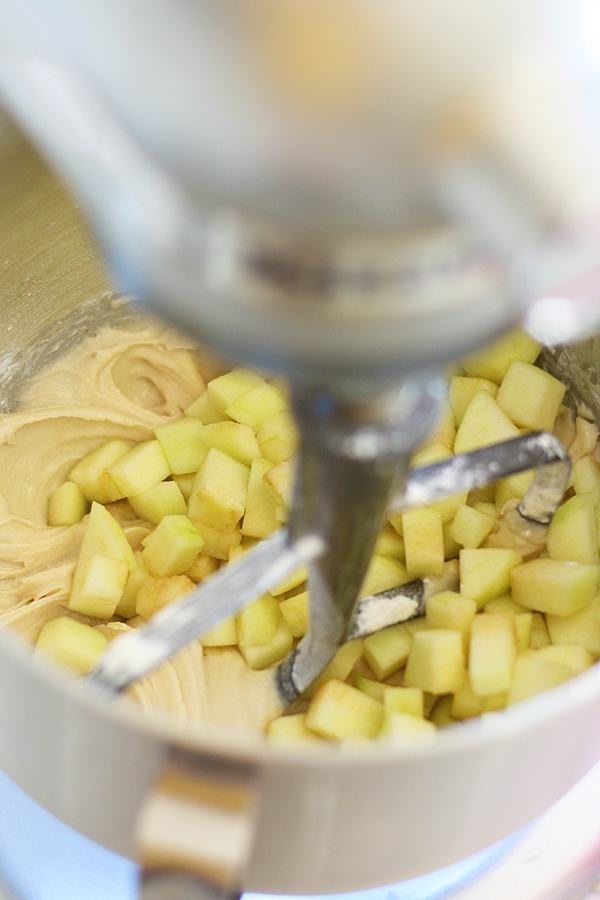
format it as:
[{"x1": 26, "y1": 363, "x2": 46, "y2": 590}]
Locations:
[
  {"x1": 506, "y1": 653, "x2": 571, "y2": 705},
  {"x1": 545, "y1": 598, "x2": 600, "y2": 655},
  {"x1": 361, "y1": 555, "x2": 409, "y2": 597},
  {"x1": 206, "y1": 369, "x2": 264, "y2": 414},
  {"x1": 305, "y1": 639, "x2": 365, "y2": 697},
  {"x1": 257, "y1": 410, "x2": 298, "y2": 463},
  {"x1": 305, "y1": 679, "x2": 384, "y2": 740},
  {"x1": 461, "y1": 329, "x2": 541, "y2": 383},
  {"x1": 68, "y1": 439, "x2": 133, "y2": 503},
  {"x1": 453, "y1": 391, "x2": 520, "y2": 455},
  {"x1": 128, "y1": 480, "x2": 187, "y2": 524},
  {"x1": 191, "y1": 520, "x2": 241, "y2": 560},
  {"x1": 236, "y1": 593, "x2": 281, "y2": 647},
  {"x1": 529, "y1": 612, "x2": 551, "y2": 648},
  {"x1": 200, "y1": 616, "x2": 238, "y2": 647},
  {"x1": 263, "y1": 458, "x2": 294, "y2": 510},
  {"x1": 514, "y1": 612, "x2": 533, "y2": 651},
  {"x1": 172, "y1": 473, "x2": 195, "y2": 502},
  {"x1": 363, "y1": 623, "x2": 412, "y2": 681},
  {"x1": 547, "y1": 493, "x2": 598, "y2": 565},
  {"x1": 451, "y1": 675, "x2": 484, "y2": 720},
  {"x1": 572, "y1": 456, "x2": 600, "y2": 505},
  {"x1": 403, "y1": 629, "x2": 465, "y2": 694},
  {"x1": 426, "y1": 401, "x2": 456, "y2": 450},
  {"x1": 379, "y1": 711, "x2": 436, "y2": 742},
  {"x1": 279, "y1": 590, "x2": 309, "y2": 637},
  {"x1": 354, "y1": 676, "x2": 386, "y2": 702},
  {"x1": 225, "y1": 382, "x2": 287, "y2": 429},
  {"x1": 185, "y1": 553, "x2": 219, "y2": 583},
  {"x1": 267, "y1": 713, "x2": 322, "y2": 743},
  {"x1": 241, "y1": 458, "x2": 279, "y2": 539},
  {"x1": 460, "y1": 548, "x2": 523, "y2": 609},
  {"x1": 535, "y1": 643, "x2": 594, "y2": 676},
  {"x1": 450, "y1": 504, "x2": 496, "y2": 549},
  {"x1": 402, "y1": 508, "x2": 444, "y2": 578},
  {"x1": 184, "y1": 391, "x2": 226, "y2": 424},
  {"x1": 468, "y1": 612, "x2": 517, "y2": 696},
  {"x1": 48, "y1": 481, "x2": 88, "y2": 526},
  {"x1": 188, "y1": 447, "x2": 250, "y2": 532},
  {"x1": 495, "y1": 361, "x2": 566, "y2": 432},
  {"x1": 142, "y1": 515, "x2": 204, "y2": 577},
  {"x1": 382, "y1": 685, "x2": 424, "y2": 718},
  {"x1": 425, "y1": 590, "x2": 477, "y2": 653},
  {"x1": 411, "y1": 441, "x2": 453, "y2": 468},
  {"x1": 154, "y1": 417, "x2": 208, "y2": 475},
  {"x1": 510, "y1": 558, "x2": 598, "y2": 616},
  {"x1": 270, "y1": 565, "x2": 308, "y2": 596},
  {"x1": 107, "y1": 440, "x2": 171, "y2": 497},
  {"x1": 35, "y1": 616, "x2": 108, "y2": 674},
  {"x1": 374, "y1": 525, "x2": 406, "y2": 562},
  {"x1": 68, "y1": 554, "x2": 129, "y2": 619},
  {"x1": 77, "y1": 501, "x2": 136, "y2": 572},
  {"x1": 494, "y1": 470, "x2": 534, "y2": 511},
  {"x1": 200, "y1": 421, "x2": 261, "y2": 466},
  {"x1": 449, "y1": 376, "x2": 498, "y2": 426},
  {"x1": 238, "y1": 617, "x2": 293, "y2": 669},
  {"x1": 136, "y1": 574, "x2": 195, "y2": 619},
  {"x1": 429, "y1": 695, "x2": 455, "y2": 726},
  {"x1": 115, "y1": 550, "x2": 148, "y2": 619}
]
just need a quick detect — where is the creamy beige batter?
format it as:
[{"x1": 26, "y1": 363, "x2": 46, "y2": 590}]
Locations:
[{"x1": 0, "y1": 318, "x2": 282, "y2": 731}]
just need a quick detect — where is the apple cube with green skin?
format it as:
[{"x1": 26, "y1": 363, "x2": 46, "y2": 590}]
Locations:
[
  {"x1": 225, "y1": 382, "x2": 287, "y2": 429},
  {"x1": 107, "y1": 440, "x2": 171, "y2": 498},
  {"x1": 142, "y1": 515, "x2": 204, "y2": 577},
  {"x1": 200, "y1": 421, "x2": 261, "y2": 466},
  {"x1": 496, "y1": 361, "x2": 566, "y2": 433},
  {"x1": 453, "y1": 391, "x2": 520, "y2": 455},
  {"x1": 379, "y1": 711, "x2": 436, "y2": 742},
  {"x1": 128, "y1": 480, "x2": 188, "y2": 524},
  {"x1": 404, "y1": 629, "x2": 465, "y2": 694},
  {"x1": 510, "y1": 558, "x2": 599, "y2": 616},
  {"x1": 68, "y1": 554, "x2": 129, "y2": 619},
  {"x1": 241, "y1": 458, "x2": 280, "y2": 539},
  {"x1": 448, "y1": 376, "x2": 498, "y2": 426},
  {"x1": 136, "y1": 574, "x2": 195, "y2": 619},
  {"x1": 68, "y1": 439, "x2": 133, "y2": 503},
  {"x1": 35, "y1": 617, "x2": 108, "y2": 674},
  {"x1": 507, "y1": 653, "x2": 571, "y2": 705},
  {"x1": 461, "y1": 328, "x2": 541, "y2": 383},
  {"x1": 184, "y1": 391, "x2": 225, "y2": 424},
  {"x1": 154, "y1": 417, "x2": 208, "y2": 475},
  {"x1": 363, "y1": 623, "x2": 412, "y2": 680},
  {"x1": 257, "y1": 410, "x2": 298, "y2": 464},
  {"x1": 450, "y1": 504, "x2": 496, "y2": 549},
  {"x1": 460, "y1": 548, "x2": 523, "y2": 610},
  {"x1": 382, "y1": 685, "x2": 424, "y2": 718},
  {"x1": 206, "y1": 369, "x2": 264, "y2": 414},
  {"x1": 188, "y1": 447, "x2": 250, "y2": 532},
  {"x1": 469, "y1": 612, "x2": 517, "y2": 696},
  {"x1": 305, "y1": 679, "x2": 384, "y2": 740},
  {"x1": 547, "y1": 492, "x2": 599, "y2": 565},
  {"x1": 48, "y1": 481, "x2": 88, "y2": 526}
]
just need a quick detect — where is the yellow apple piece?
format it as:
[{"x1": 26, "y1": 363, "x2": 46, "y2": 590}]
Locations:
[
  {"x1": 361, "y1": 555, "x2": 409, "y2": 596},
  {"x1": 303, "y1": 639, "x2": 365, "y2": 698},
  {"x1": 267, "y1": 713, "x2": 322, "y2": 743},
  {"x1": 154, "y1": 417, "x2": 208, "y2": 475},
  {"x1": 279, "y1": 590, "x2": 309, "y2": 638},
  {"x1": 206, "y1": 368, "x2": 264, "y2": 414},
  {"x1": 450, "y1": 504, "x2": 496, "y2": 549},
  {"x1": 545, "y1": 598, "x2": 600, "y2": 655},
  {"x1": 572, "y1": 456, "x2": 600, "y2": 505},
  {"x1": 495, "y1": 361, "x2": 566, "y2": 432},
  {"x1": 460, "y1": 548, "x2": 523, "y2": 609},
  {"x1": 136, "y1": 574, "x2": 195, "y2": 620},
  {"x1": 468, "y1": 612, "x2": 517, "y2": 696},
  {"x1": 236, "y1": 593, "x2": 281, "y2": 647},
  {"x1": 115, "y1": 550, "x2": 148, "y2": 619},
  {"x1": 188, "y1": 447, "x2": 250, "y2": 532},
  {"x1": 184, "y1": 390, "x2": 226, "y2": 424},
  {"x1": 403, "y1": 629, "x2": 465, "y2": 694},
  {"x1": 68, "y1": 554, "x2": 129, "y2": 619},
  {"x1": 238, "y1": 618, "x2": 293, "y2": 669},
  {"x1": 451, "y1": 675, "x2": 484, "y2": 720},
  {"x1": 514, "y1": 612, "x2": 533, "y2": 651},
  {"x1": 305, "y1": 679, "x2": 384, "y2": 740},
  {"x1": 270, "y1": 564, "x2": 308, "y2": 597},
  {"x1": 460, "y1": 328, "x2": 541, "y2": 383},
  {"x1": 184, "y1": 553, "x2": 219, "y2": 583},
  {"x1": 382, "y1": 685, "x2": 424, "y2": 718},
  {"x1": 142, "y1": 515, "x2": 204, "y2": 578},
  {"x1": 68, "y1": 439, "x2": 133, "y2": 503},
  {"x1": 429, "y1": 695, "x2": 455, "y2": 726},
  {"x1": 425, "y1": 590, "x2": 477, "y2": 653},
  {"x1": 241, "y1": 458, "x2": 279, "y2": 539},
  {"x1": 506, "y1": 653, "x2": 571, "y2": 705},
  {"x1": 48, "y1": 481, "x2": 88, "y2": 526},
  {"x1": 257, "y1": 410, "x2": 298, "y2": 464},
  {"x1": 547, "y1": 493, "x2": 598, "y2": 565},
  {"x1": 354, "y1": 676, "x2": 385, "y2": 702},
  {"x1": 402, "y1": 508, "x2": 444, "y2": 578},
  {"x1": 225, "y1": 382, "x2": 287, "y2": 429},
  {"x1": 453, "y1": 391, "x2": 520, "y2": 455},
  {"x1": 128, "y1": 480, "x2": 188, "y2": 524},
  {"x1": 494, "y1": 469, "x2": 534, "y2": 511},
  {"x1": 200, "y1": 616, "x2": 238, "y2": 647},
  {"x1": 363, "y1": 623, "x2": 412, "y2": 681},
  {"x1": 171, "y1": 473, "x2": 195, "y2": 502},
  {"x1": 191, "y1": 520, "x2": 241, "y2": 560},
  {"x1": 448, "y1": 375, "x2": 498, "y2": 426},
  {"x1": 107, "y1": 440, "x2": 171, "y2": 498},
  {"x1": 263, "y1": 458, "x2": 294, "y2": 510},
  {"x1": 200, "y1": 421, "x2": 261, "y2": 466},
  {"x1": 535, "y1": 643, "x2": 594, "y2": 676},
  {"x1": 529, "y1": 612, "x2": 551, "y2": 648},
  {"x1": 426, "y1": 401, "x2": 456, "y2": 450},
  {"x1": 35, "y1": 617, "x2": 108, "y2": 674},
  {"x1": 374, "y1": 524, "x2": 406, "y2": 562},
  {"x1": 510, "y1": 558, "x2": 598, "y2": 616},
  {"x1": 379, "y1": 711, "x2": 436, "y2": 742}
]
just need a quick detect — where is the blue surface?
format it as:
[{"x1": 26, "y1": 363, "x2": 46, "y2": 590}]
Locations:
[{"x1": 0, "y1": 768, "x2": 523, "y2": 900}]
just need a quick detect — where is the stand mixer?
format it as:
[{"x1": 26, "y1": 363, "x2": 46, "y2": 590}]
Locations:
[{"x1": 2, "y1": 2, "x2": 600, "y2": 898}]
